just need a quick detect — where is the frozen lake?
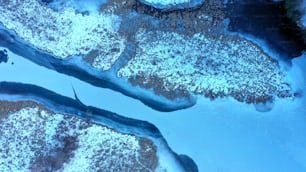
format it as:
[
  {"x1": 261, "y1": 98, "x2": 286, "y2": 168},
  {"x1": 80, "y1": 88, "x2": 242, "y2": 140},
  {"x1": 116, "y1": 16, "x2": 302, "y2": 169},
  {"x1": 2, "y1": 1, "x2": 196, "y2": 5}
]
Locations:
[{"x1": 1, "y1": 48, "x2": 306, "y2": 172}]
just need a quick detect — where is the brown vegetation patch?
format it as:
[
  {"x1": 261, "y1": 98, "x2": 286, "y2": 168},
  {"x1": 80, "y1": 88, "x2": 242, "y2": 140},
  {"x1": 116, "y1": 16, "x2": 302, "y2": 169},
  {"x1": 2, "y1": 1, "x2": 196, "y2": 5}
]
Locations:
[
  {"x1": 128, "y1": 75, "x2": 191, "y2": 100},
  {"x1": 0, "y1": 100, "x2": 53, "y2": 119},
  {"x1": 138, "y1": 138, "x2": 158, "y2": 170}
]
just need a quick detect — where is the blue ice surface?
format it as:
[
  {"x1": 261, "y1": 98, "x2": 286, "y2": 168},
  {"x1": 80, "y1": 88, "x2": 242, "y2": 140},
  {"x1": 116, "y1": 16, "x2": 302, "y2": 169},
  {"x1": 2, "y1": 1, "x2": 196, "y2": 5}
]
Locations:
[
  {"x1": 0, "y1": 49, "x2": 8, "y2": 63},
  {"x1": 139, "y1": 0, "x2": 205, "y2": 10},
  {"x1": 42, "y1": 0, "x2": 108, "y2": 13},
  {"x1": 1, "y1": 47, "x2": 306, "y2": 172},
  {"x1": 1, "y1": 0, "x2": 306, "y2": 171},
  {"x1": 0, "y1": 50, "x2": 198, "y2": 172},
  {"x1": 0, "y1": 25, "x2": 195, "y2": 112}
]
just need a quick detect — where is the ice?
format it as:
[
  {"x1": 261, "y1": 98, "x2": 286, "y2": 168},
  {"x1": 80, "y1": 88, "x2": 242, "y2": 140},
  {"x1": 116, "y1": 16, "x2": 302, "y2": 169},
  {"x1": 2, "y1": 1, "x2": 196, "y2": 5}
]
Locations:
[
  {"x1": 0, "y1": 48, "x2": 195, "y2": 171},
  {"x1": 2, "y1": 48, "x2": 306, "y2": 171},
  {"x1": 71, "y1": 53, "x2": 306, "y2": 172},
  {"x1": 143, "y1": 0, "x2": 191, "y2": 5},
  {"x1": 139, "y1": 0, "x2": 205, "y2": 10},
  {"x1": 45, "y1": 0, "x2": 108, "y2": 13}
]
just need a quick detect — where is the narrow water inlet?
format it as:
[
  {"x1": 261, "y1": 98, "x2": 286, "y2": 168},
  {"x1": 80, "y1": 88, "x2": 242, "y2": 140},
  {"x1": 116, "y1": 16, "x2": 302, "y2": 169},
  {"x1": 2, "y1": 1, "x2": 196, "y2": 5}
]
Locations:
[
  {"x1": 1, "y1": 47, "x2": 306, "y2": 172},
  {"x1": 0, "y1": 0, "x2": 306, "y2": 171}
]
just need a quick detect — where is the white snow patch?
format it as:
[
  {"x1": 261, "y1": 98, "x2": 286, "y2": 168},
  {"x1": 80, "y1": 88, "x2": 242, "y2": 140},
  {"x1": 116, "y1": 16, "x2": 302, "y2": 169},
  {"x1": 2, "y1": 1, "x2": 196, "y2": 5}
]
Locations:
[
  {"x1": 140, "y1": 0, "x2": 205, "y2": 9},
  {"x1": 47, "y1": 0, "x2": 108, "y2": 13},
  {"x1": 60, "y1": 124, "x2": 141, "y2": 171},
  {"x1": 0, "y1": 107, "x2": 63, "y2": 171},
  {"x1": 118, "y1": 29, "x2": 292, "y2": 102},
  {"x1": 0, "y1": 0, "x2": 125, "y2": 71},
  {"x1": 0, "y1": 105, "x2": 166, "y2": 171},
  {"x1": 143, "y1": 0, "x2": 190, "y2": 6}
]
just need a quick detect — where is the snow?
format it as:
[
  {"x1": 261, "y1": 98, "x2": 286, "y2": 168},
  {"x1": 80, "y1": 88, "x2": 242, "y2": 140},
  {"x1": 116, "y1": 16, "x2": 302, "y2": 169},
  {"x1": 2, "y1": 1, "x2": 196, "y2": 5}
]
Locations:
[
  {"x1": 81, "y1": 52, "x2": 306, "y2": 172},
  {"x1": 143, "y1": 0, "x2": 191, "y2": 6},
  {"x1": 155, "y1": 140, "x2": 186, "y2": 172},
  {"x1": 118, "y1": 29, "x2": 293, "y2": 104},
  {"x1": 0, "y1": 0, "x2": 125, "y2": 71},
  {"x1": 59, "y1": 122, "x2": 141, "y2": 171},
  {"x1": 0, "y1": 49, "x2": 190, "y2": 172},
  {"x1": 0, "y1": 0, "x2": 304, "y2": 171},
  {"x1": 111, "y1": 53, "x2": 306, "y2": 172},
  {"x1": 0, "y1": 107, "x2": 64, "y2": 171},
  {"x1": 1, "y1": 46, "x2": 306, "y2": 171},
  {"x1": 0, "y1": 47, "x2": 77, "y2": 99},
  {"x1": 139, "y1": 0, "x2": 205, "y2": 10},
  {"x1": 46, "y1": 0, "x2": 109, "y2": 13},
  {"x1": 0, "y1": 105, "x2": 163, "y2": 171}
]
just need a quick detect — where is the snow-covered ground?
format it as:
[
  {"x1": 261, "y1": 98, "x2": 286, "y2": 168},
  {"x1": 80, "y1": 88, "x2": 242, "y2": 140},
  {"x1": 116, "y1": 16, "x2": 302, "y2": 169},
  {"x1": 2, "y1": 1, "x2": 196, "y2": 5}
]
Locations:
[
  {"x1": 84, "y1": 53, "x2": 306, "y2": 172},
  {"x1": 0, "y1": 48, "x2": 193, "y2": 172},
  {"x1": 118, "y1": 29, "x2": 292, "y2": 104},
  {"x1": 1, "y1": 0, "x2": 305, "y2": 171},
  {"x1": 0, "y1": 0, "x2": 124, "y2": 71},
  {"x1": 0, "y1": 104, "x2": 188, "y2": 171},
  {"x1": 0, "y1": 107, "x2": 144, "y2": 171},
  {"x1": 1, "y1": 0, "x2": 298, "y2": 111},
  {"x1": 1, "y1": 48, "x2": 306, "y2": 171}
]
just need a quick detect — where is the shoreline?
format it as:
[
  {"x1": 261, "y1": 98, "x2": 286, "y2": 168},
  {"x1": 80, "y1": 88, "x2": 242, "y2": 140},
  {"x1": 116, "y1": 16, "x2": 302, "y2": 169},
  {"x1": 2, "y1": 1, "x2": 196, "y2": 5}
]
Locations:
[{"x1": 0, "y1": 82, "x2": 198, "y2": 172}]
